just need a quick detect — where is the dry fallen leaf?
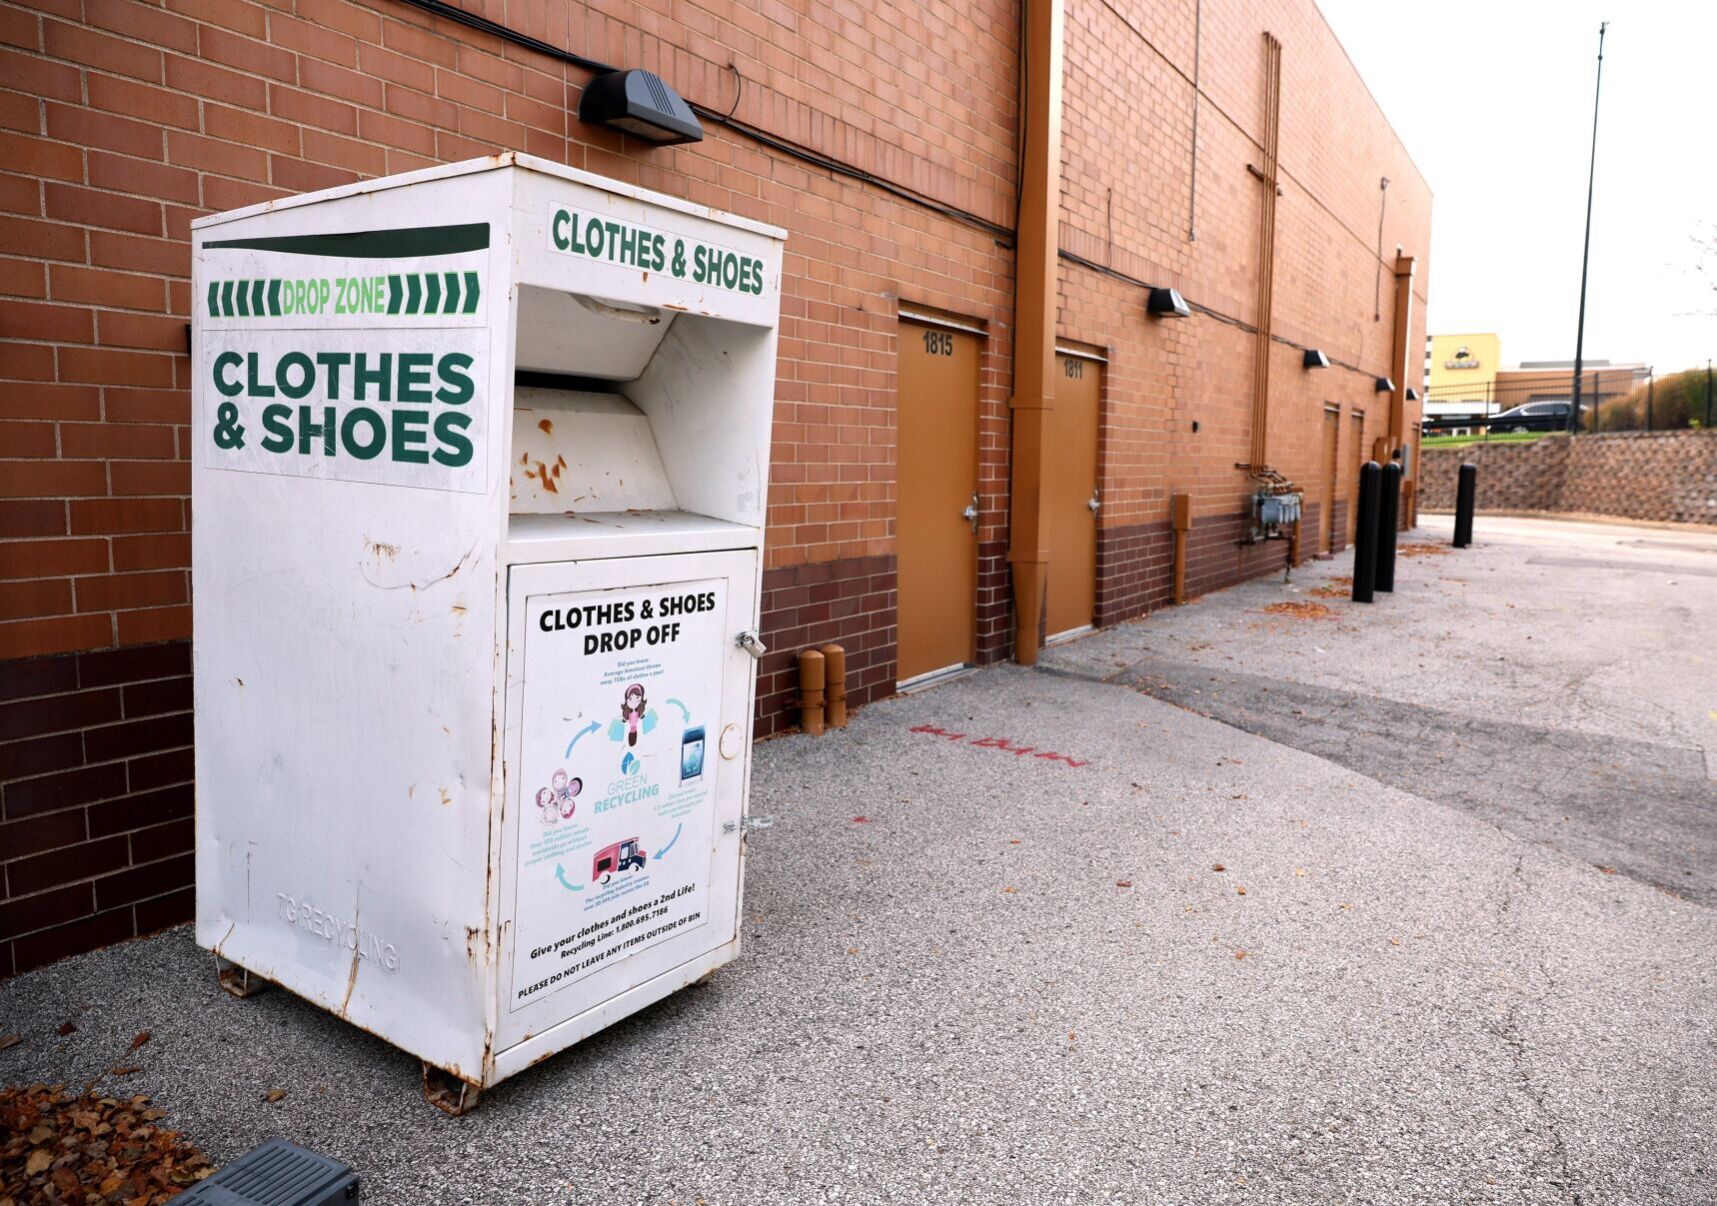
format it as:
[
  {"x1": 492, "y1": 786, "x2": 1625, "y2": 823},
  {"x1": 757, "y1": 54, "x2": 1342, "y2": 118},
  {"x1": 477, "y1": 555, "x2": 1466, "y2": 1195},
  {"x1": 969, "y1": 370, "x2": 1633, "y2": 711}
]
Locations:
[
  {"x1": 1116, "y1": 880, "x2": 1133, "y2": 888},
  {"x1": 1595, "y1": 865, "x2": 1617, "y2": 875},
  {"x1": 263, "y1": 1088, "x2": 287, "y2": 1104},
  {"x1": 1002, "y1": 887, "x2": 1017, "y2": 894},
  {"x1": 1294, "y1": 867, "x2": 1307, "y2": 877},
  {"x1": 129, "y1": 1031, "x2": 152, "y2": 1051},
  {"x1": 1234, "y1": 950, "x2": 1248, "y2": 960},
  {"x1": 0, "y1": 1082, "x2": 211, "y2": 1203},
  {"x1": 1211, "y1": 864, "x2": 1226, "y2": 873},
  {"x1": 108, "y1": 1065, "x2": 141, "y2": 1077},
  {"x1": 55, "y1": 1021, "x2": 77, "y2": 1037},
  {"x1": 0, "y1": 1034, "x2": 19, "y2": 1052},
  {"x1": 1236, "y1": 886, "x2": 1247, "y2": 896}
]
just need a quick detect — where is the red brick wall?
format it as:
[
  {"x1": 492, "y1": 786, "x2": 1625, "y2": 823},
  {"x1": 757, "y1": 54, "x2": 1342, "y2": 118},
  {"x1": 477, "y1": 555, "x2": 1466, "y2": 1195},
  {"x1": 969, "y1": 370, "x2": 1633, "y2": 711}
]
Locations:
[
  {"x1": 1, "y1": 0, "x2": 1430, "y2": 969},
  {"x1": 1, "y1": 640, "x2": 191, "y2": 975}
]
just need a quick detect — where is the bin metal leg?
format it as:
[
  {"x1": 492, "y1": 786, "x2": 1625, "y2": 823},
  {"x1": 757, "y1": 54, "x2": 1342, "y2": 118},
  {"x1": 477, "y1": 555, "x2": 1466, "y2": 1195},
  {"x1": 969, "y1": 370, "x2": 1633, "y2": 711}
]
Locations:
[
  {"x1": 215, "y1": 956, "x2": 270, "y2": 999},
  {"x1": 423, "y1": 1063, "x2": 482, "y2": 1117}
]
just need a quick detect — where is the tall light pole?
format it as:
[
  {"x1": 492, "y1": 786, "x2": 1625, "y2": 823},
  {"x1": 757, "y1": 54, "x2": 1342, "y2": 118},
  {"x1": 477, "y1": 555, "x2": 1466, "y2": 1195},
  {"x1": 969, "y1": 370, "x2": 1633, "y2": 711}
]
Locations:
[{"x1": 1569, "y1": 22, "x2": 1608, "y2": 435}]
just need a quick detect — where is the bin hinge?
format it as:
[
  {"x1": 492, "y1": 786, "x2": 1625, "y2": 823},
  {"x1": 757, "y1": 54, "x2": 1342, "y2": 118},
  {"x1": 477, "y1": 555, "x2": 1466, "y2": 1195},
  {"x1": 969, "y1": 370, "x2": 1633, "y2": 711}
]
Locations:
[{"x1": 723, "y1": 815, "x2": 774, "y2": 833}]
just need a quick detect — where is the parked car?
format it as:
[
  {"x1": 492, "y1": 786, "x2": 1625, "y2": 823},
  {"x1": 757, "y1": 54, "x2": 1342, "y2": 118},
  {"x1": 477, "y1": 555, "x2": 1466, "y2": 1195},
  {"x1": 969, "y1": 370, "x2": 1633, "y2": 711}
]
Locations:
[{"x1": 1490, "y1": 401, "x2": 1571, "y2": 432}]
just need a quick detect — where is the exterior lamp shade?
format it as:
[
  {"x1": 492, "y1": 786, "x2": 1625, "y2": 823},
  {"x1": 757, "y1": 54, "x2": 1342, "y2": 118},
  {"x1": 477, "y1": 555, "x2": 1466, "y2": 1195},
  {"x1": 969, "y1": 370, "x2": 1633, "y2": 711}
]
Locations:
[
  {"x1": 1147, "y1": 287, "x2": 1192, "y2": 318},
  {"x1": 578, "y1": 69, "x2": 703, "y2": 146},
  {"x1": 1375, "y1": 376, "x2": 1396, "y2": 393},
  {"x1": 1303, "y1": 348, "x2": 1331, "y2": 369},
  {"x1": 1406, "y1": 387, "x2": 1420, "y2": 401}
]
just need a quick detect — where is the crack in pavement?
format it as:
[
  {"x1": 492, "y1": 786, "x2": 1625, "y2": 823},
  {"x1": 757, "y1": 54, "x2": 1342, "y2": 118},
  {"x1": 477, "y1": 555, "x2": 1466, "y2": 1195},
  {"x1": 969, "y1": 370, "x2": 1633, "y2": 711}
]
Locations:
[
  {"x1": 1485, "y1": 852, "x2": 1584, "y2": 1204},
  {"x1": 1040, "y1": 657, "x2": 1717, "y2": 909}
]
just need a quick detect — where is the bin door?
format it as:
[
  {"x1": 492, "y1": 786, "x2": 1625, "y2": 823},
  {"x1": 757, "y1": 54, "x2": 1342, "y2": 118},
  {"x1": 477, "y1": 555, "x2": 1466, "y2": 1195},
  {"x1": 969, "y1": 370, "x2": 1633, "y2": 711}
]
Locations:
[{"x1": 495, "y1": 549, "x2": 756, "y2": 1051}]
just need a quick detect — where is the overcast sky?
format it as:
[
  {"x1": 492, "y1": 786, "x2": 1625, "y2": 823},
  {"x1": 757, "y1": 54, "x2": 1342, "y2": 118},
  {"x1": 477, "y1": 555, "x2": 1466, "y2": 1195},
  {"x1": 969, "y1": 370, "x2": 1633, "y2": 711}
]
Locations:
[{"x1": 1315, "y1": 0, "x2": 1717, "y2": 374}]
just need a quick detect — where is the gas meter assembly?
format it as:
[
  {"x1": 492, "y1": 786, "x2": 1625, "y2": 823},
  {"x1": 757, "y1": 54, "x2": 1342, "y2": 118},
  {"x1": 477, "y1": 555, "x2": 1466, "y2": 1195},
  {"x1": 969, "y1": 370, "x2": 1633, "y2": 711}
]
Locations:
[{"x1": 190, "y1": 154, "x2": 785, "y2": 1111}]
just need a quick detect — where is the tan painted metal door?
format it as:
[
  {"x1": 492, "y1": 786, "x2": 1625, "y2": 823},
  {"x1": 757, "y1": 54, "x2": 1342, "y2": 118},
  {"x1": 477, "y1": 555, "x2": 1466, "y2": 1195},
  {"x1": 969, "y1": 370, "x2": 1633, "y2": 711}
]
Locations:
[
  {"x1": 1346, "y1": 412, "x2": 1365, "y2": 545},
  {"x1": 1048, "y1": 354, "x2": 1100, "y2": 636},
  {"x1": 897, "y1": 322, "x2": 979, "y2": 682},
  {"x1": 1320, "y1": 409, "x2": 1339, "y2": 554}
]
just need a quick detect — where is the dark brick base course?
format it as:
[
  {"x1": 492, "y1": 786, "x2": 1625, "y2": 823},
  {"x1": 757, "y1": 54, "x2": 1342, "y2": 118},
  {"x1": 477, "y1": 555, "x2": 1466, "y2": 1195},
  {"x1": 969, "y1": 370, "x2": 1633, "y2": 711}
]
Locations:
[
  {"x1": 1096, "y1": 503, "x2": 1316, "y2": 625},
  {"x1": 755, "y1": 555, "x2": 898, "y2": 739},
  {"x1": 1, "y1": 641, "x2": 194, "y2": 977},
  {"x1": 1, "y1": 508, "x2": 1394, "y2": 974},
  {"x1": 1095, "y1": 520, "x2": 1174, "y2": 626}
]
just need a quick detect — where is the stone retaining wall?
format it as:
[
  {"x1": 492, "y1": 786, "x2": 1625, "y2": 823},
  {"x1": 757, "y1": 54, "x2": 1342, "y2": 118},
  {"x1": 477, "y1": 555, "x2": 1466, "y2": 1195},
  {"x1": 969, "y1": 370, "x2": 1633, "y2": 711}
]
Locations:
[{"x1": 1420, "y1": 431, "x2": 1717, "y2": 526}]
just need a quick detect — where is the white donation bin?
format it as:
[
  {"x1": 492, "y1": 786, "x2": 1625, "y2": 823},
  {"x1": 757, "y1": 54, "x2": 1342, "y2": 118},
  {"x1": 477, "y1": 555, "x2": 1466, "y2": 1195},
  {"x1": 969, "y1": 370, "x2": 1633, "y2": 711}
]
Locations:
[{"x1": 190, "y1": 154, "x2": 784, "y2": 1110}]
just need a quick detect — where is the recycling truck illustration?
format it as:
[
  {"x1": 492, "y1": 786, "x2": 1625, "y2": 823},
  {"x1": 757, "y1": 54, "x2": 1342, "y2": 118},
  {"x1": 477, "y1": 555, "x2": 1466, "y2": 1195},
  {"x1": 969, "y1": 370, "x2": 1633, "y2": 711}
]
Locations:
[{"x1": 191, "y1": 154, "x2": 784, "y2": 1113}]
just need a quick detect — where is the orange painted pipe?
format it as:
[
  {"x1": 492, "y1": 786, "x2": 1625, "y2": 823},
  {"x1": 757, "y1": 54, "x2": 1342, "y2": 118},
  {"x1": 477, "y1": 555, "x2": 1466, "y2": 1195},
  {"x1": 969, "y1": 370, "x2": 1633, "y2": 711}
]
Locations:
[
  {"x1": 1171, "y1": 493, "x2": 1192, "y2": 604},
  {"x1": 819, "y1": 643, "x2": 848, "y2": 728},
  {"x1": 798, "y1": 649, "x2": 826, "y2": 737}
]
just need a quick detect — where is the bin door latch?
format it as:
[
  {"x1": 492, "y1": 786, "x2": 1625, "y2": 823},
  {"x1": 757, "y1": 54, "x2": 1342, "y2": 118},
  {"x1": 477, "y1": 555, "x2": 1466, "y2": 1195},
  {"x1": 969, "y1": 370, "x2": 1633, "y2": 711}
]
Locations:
[
  {"x1": 723, "y1": 815, "x2": 773, "y2": 833},
  {"x1": 1088, "y1": 489, "x2": 1101, "y2": 515},
  {"x1": 735, "y1": 628, "x2": 767, "y2": 658}
]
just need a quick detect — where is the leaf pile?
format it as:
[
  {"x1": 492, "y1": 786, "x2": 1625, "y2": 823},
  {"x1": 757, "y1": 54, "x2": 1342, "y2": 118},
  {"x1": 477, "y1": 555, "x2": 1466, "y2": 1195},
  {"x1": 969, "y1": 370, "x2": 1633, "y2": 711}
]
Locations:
[
  {"x1": 1396, "y1": 542, "x2": 1452, "y2": 558},
  {"x1": 1, "y1": 1083, "x2": 213, "y2": 1204},
  {"x1": 1261, "y1": 601, "x2": 1336, "y2": 620}
]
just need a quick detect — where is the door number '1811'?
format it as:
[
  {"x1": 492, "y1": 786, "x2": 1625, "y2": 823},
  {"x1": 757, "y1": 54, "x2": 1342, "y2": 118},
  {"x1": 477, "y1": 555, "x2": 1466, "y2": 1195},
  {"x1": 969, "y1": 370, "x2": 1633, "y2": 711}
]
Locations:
[{"x1": 922, "y1": 330, "x2": 954, "y2": 356}]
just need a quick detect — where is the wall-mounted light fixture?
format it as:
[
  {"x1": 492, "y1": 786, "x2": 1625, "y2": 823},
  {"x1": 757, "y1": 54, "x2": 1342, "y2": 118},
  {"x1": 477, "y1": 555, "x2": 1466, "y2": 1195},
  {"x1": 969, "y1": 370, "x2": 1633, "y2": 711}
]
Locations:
[
  {"x1": 1375, "y1": 376, "x2": 1396, "y2": 393},
  {"x1": 1147, "y1": 287, "x2": 1192, "y2": 318},
  {"x1": 1406, "y1": 387, "x2": 1420, "y2": 401},
  {"x1": 1302, "y1": 348, "x2": 1330, "y2": 369},
  {"x1": 578, "y1": 69, "x2": 703, "y2": 146}
]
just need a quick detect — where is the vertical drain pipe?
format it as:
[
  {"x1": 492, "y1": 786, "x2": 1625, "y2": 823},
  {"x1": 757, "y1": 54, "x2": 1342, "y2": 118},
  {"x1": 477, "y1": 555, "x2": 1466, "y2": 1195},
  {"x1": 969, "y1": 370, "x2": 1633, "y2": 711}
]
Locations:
[
  {"x1": 1171, "y1": 493, "x2": 1192, "y2": 604},
  {"x1": 1248, "y1": 33, "x2": 1283, "y2": 473},
  {"x1": 1008, "y1": 0, "x2": 1064, "y2": 667},
  {"x1": 1388, "y1": 254, "x2": 1416, "y2": 457}
]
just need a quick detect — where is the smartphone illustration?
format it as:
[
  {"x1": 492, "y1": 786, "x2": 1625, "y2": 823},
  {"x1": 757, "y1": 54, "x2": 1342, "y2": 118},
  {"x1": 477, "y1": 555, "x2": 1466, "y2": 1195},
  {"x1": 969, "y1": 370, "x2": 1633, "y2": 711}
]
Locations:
[{"x1": 680, "y1": 726, "x2": 706, "y2": 782}]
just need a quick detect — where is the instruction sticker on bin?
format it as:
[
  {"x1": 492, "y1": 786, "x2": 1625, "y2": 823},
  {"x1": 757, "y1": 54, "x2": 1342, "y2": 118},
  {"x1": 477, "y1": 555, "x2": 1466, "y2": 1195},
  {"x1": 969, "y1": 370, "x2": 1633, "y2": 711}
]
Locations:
[{"x1": 509, "y1": 578, "x2": 729, "y2": 1010}]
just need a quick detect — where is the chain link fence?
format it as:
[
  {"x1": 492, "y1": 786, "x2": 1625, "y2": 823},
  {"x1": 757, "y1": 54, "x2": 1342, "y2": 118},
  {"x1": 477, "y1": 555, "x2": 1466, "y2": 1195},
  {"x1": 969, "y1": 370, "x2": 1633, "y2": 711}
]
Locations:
[{"x1": 1421, "y1": 363, "x2": 1715, "y2": 439}]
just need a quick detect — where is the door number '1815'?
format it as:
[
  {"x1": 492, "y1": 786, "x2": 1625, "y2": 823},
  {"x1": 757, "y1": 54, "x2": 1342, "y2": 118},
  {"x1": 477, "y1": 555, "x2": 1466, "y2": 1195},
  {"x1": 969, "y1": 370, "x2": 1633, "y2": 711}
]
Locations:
[{"x1": 922, "y1": 330, "x2": 954, "y2": 356}]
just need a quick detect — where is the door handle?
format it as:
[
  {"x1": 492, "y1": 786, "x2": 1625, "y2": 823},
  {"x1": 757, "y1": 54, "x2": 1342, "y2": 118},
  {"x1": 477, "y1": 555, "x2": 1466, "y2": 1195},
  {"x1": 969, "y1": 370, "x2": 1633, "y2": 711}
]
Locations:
[
  {"x1": 962, "y1": 492, "x2": 979, "y2": 533},
  {"x1": 1087, "y1": 490, "x2": 1101, "y2": 515}
]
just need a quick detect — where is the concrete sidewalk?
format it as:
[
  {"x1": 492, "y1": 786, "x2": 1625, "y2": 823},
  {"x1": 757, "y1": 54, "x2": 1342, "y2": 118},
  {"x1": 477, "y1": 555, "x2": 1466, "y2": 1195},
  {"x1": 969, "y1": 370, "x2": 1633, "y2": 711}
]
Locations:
[{"x1": 4, "y1": 517, "x2": 1713, "y2": 1204}]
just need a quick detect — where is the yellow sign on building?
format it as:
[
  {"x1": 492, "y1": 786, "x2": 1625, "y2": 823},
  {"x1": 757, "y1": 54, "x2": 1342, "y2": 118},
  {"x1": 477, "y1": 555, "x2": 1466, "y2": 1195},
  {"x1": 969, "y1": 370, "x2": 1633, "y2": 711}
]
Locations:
[{"x1": 1426, "y1": 332, "x2": 1500, "y2": 401}]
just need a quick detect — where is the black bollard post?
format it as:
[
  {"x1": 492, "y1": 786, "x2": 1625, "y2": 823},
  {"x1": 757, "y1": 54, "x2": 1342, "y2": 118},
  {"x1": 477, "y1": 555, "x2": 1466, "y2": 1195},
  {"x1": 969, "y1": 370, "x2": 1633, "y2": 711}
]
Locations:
[
  {"x1": 1376, "y1": 461, "x2": 1402, "y2": 592},
  {"x1": 1351, "y1": 461, "x2": 1381, "y2": 603},
  {"x1": 1452, "y1": 462, "x2": 1477, "y2": 548}
]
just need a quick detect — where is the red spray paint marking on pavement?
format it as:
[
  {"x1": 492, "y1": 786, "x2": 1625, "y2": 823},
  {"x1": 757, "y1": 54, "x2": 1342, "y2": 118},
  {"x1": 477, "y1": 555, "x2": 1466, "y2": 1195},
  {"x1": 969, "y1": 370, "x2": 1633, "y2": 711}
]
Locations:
[{"x1": 908, "y1": 725, "x2": 1088, "y2": 768}]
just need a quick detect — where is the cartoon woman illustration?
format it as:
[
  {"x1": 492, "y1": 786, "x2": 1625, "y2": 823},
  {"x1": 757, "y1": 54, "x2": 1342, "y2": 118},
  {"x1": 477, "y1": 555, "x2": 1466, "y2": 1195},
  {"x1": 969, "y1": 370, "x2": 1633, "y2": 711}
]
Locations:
[
  {"x1": 535, "y1": 786, "x2": 560, "y2": 825},
  {"x1": 550, "y1": 770, "x2": 581, "y2": 818},
  {"x1": 619, "y1": 684, "x2": 648, "y2": 748},
  {"x1": 536, "y1": 771, "x2": 581, "y2": 824}
]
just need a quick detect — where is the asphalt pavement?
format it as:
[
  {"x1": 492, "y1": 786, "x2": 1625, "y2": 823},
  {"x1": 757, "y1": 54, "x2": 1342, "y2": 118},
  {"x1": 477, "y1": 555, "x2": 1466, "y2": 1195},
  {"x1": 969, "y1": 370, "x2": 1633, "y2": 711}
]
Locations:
[{"x1": 3, "y1": 514, "x2": 1713, "y2": 1204}]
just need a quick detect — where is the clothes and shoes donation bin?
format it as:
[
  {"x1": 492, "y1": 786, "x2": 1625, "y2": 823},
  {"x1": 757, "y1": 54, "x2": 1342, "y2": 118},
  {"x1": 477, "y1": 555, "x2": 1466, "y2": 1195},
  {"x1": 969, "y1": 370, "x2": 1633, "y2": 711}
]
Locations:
[{"x1": 191, "y1": 154, "x2": 785, "y2": 1112}]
